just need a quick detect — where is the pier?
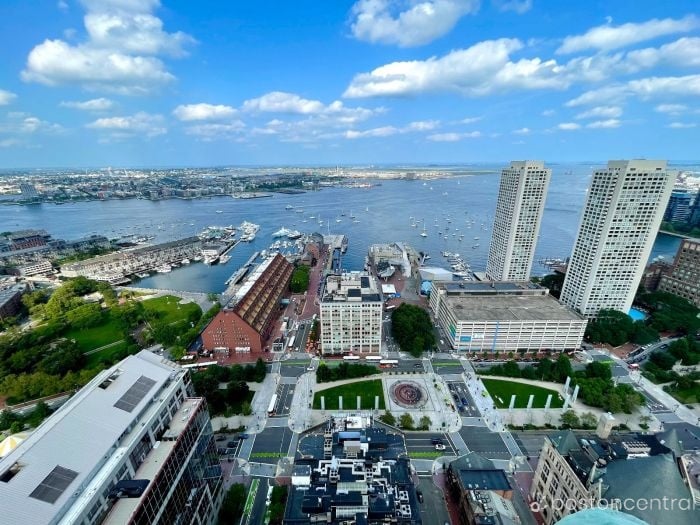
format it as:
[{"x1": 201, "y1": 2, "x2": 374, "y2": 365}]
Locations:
[{"x1": 221, "y1": 251, "x2": 261, "y2": 303}]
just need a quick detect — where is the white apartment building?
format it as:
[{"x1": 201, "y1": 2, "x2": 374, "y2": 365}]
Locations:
[
  {"x1": 560, "y1": 160, "x2": 674, "y2": 317},
  {"x1": 0, "y1": 351, "x2": 223, "y2": 525},
  {"x1": 430, "y1": 281, "x2": 586, "y2": 353},
  {"x1": 486, "y1": 161, "x2": 551, "y2": 281},
  {"x1": 320, "y1": 272, "x2": 382, "y2": 355}
]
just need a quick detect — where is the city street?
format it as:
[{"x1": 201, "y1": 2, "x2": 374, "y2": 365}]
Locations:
[
  {"x1": 249, "y1": 427, "x2": 294, "y2": 465},
  {"x1": 404, "y1": 432, "x2": 458, "y2": 456},
  {"x1": 458, "y1": 427, "x2": 512, "y2": 460}
]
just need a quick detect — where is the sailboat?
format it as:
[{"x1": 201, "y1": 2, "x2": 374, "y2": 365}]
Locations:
[{"x1": 420, "y1": 224, "x2": 427, "y2": 237}]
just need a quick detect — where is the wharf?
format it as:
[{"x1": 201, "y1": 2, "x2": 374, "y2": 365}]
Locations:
[{"x1": 222, "y1": 251, "x2": 261, "y2": 298}]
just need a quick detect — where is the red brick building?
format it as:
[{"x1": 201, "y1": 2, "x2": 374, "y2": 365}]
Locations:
[{"x1": 201, "y1": 254, "x2": 293, "y2": 358}]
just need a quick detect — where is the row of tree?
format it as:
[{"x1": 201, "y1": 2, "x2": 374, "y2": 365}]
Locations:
[
  {"x1": 316, "y1": 362, "x2": 379, "y2": 383},
  {"x1": 379, "y1": 411, "x2": 432, "y2": 430},
  {"x1": 585, "y1": 309, "x2": 659, "y2": 347},
  {"x1": 190, "y1": 360, "x2": 266, "y2": 415}
]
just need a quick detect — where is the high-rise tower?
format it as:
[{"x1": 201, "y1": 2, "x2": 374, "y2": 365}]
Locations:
[
  {"x1": 486, "y1": 160, "x2": 551, "y2": 281},
  {"x1": 560, "y1": 160, "x2": 674, "y2": 317}
]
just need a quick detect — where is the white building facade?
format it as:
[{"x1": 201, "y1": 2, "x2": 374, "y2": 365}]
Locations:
[
  {"x1": 320, "y1": 272, "x2": 382, "y2": 355},
  {"x1": 486, "y1": 161, "x2": 551, "y2": 281},
  {"x1": 560, "y1": 160, "x2": 674, "y2": 317}
]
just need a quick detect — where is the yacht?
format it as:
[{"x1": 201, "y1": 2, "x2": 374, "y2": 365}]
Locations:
[
  {"x1": 420, "y1": 225, "x2": 427, "y2": 238},
  {"x1": 156, "y1": 264, "x2": 172, "y2": 273},
  {"x1": 285, "y1": 204, "x2": 294, "y2": 210}
]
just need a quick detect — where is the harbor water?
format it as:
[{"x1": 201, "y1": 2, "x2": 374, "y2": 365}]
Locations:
[{"x1": 1, "y1": 165, "x2": 683, "y2": 293}]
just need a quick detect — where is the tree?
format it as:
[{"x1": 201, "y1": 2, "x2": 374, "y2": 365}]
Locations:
[
  {"x1": 379, "y1": 412, "x2": 396, "y2": 426},
  {"x1": 580, "y1": 412, "x2": 597, "y2": 429},
  {"x1": 269, "y1": 486, "x2": 288, "y2": 524},
  {"x1": 418, "y1": 415, "x2": 432, "y2": 431},
  {"x1": 552, "y1": 354, "x2": 573, "y2": 383},
  {"x1": 241, "y1": 401, "x2": 252, "y2": 416},
  {"x1": 391, "y1": 304, "x2": 435, "y2": 357},
  {"x1": 219, "y1": 483, "x2": 246, "y2": 524},
  {"x1": 399, "y1": 413, "x2": 414, "y2": 430},
  {"x1": 560, "y1": 410, "x2": 580, "y2": 429},
  {"x1": 502, "y1": 360, "x2": 521, "y2": 378},
  {"x1": 585, "y1": 361, "x2": 612, "y2": 381}
]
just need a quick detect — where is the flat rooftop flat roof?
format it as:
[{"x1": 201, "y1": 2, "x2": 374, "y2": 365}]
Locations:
[
  {"x1": 444, "y1": 294, "x2": 584, "y2": 322},
  {"x1": 440, "y1": 281, "x2": 542, "y2": 293}
]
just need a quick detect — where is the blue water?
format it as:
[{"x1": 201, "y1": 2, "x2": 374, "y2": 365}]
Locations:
[
  {"x1": 628, "y1": 307, "x2": 647, "y2": 321},
  {"x1": 0, "y1": 164, "x2": 686, "y2": 293}
]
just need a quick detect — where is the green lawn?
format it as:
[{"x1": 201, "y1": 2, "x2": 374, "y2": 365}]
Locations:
[
  {"x1": 142, "y1": 295, "x2": 201, "y2": 325},
  {"x1": 84, "y1": 341, "x2": 129, "y2": 368},
  {"x1": 313, "y1": 379, "x2": 385, "y2": 410},
  {"x1": 667, "y1": 384, "x2": 700, "y2": 404},
  {"x1": 482, "y1": 378, "x2": 564, "y2": 409},
  {"x1": 64, "y1": 311, "x2": 125, "y2": 352}
]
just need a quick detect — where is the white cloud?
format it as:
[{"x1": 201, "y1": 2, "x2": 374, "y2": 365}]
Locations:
[
  {"x1": 427, "y1": 131, "x2": 481, "y2": 141},
  {"x1": 668, "y1": 122, "x2": 696, "y2": 128},
  {"x1": 345, "y1": 38, "x2": 573, "y2": 98},
  {"x1": 86, "y1": 111, "x2": 165, "y2": 137},
  {"x1": 22, "y1": 0, "x2": 193, "y2": 94},
  {"x1": 655, "y1": 104, "x2": 687, "y2": 115},
  {"x1": 243, "y1": 92, "x2": 325, "y2": 114},
  {"x1": 566, "y1": 74, "x2": 700, "y2": 107},
  {"x1": 541, "y1": 109, "x2": 555, "y2": 117},
  {"x1": 407, "y1": 120, "x2": 440, "y2": 131},
  {"x1": 173, "y1": 103, "x2": 237, "y2": 121},
  {"x1": 624, "y1": 37, "x2": 700, "y2": 71},
  {"x1": 575, "y1": 105, "x2": 622, "y2": 119},
  {"x1": 0, "y1": 90, "x2": 17, "y2": 105},
  {"x1": 57, "y1": 1, "x2": 69, "y2": 10},
  {"x1": 492, "y1": 0, "x2": 531, "y2": 14},
  {"x1": 0, "y1": 138, "x2": 21, "y2": 148},
  {"x1": 557, "y1": 15, "x2": 699, "y2": 54},
  {"x1": 0, "y1": 113, "x2": 63, "y2": 135},
  {"x1": 345, "y1": 126, "x2": 400, "y2": 139},
  {"x1": 349, "y1": 0, "x2": 480, "y2": 47},
  {"x1": 460, "y1": 116, "x2": 482, "y2": 124},
  {"x1": 557, "y1": 122, "x2": 580, "y2": 130},
  {"x1": 60, "y1": 97, "x2": 114, "y2": 111},
  {"x1": 513, "y1": 127, "x2": 530, "y2": 134},
  {"x1": 586, "y1": 119, "x2": 621, "y2": 129},
  {"x1": 184, "y1": 121, "x2": 246, "y2": 140}
]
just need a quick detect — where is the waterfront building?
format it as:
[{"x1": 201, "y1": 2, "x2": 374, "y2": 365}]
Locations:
[
  {"x1": 640, "y1": 260, "x2": 671, "y2": 292},
  {"x1": 19, "y1": 183, "x2": 39, "y2": 199},
  {"x1": 0, "y1": 229, "x2": 51, "y2": 252},
  {"x1": 560, "y1": 160, "x2": 674, "y2": 317},
  {"x1": 320, "y1": 272, "x2": 382, "y2": 355},
  {"x1": 201, "y1": 253, "x2": 293, "y2": 357},
  {"x1": 0, "y1": 351, "x2": 223, "y2": 525},
  {"x1": 17, "y1": 259, "x2": 54, "y2": 277},
  {"x1": 429, "y1": 281, "x2": 586, "y2": 353},
  {"x1": 664, "y1": 189, "x2": 693, "y2": 223},
  {"x1": 486, "y1": 160, "x2": 551, "y2": 281},
  {"x1": 285, "y1": 416, "x2": 421, "y2": 524},
  {"x1": 658, "y1": 238, "x2": 700, "y2": 307},
  {"x1": 530, "y1": 430, "x2": 693, "y2": 525}
]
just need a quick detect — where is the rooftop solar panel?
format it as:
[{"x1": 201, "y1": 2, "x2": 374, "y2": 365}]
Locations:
[
  {"x1": 113, "y1": 375, "x2": 156, "y2": 413},
  {"x1": 29, "y1": 465, "x2": 78, "y2": 504}
]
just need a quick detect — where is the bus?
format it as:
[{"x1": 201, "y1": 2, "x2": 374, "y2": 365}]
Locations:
[
  {"x1": 379, "y1": 359, "x2": 399, "y2": 368},
  {"x1": 267, "y1": 394, "x2": 278, "y2": 416},
  {"x1": 364, "y1": 355, "x2": 383, "y2": 362},
  {"x1": 287, "y1": 334, "x2": 296, "y2": 349},
  {"x1": 343, "y1": 355, "x2": 361, "y2": 361},
  {"x1": 385, "y1": 304, "x2": 397, "y2": 311},
  {"x1": 181, "y1": 360, "x2": 218, "y2": 371}
]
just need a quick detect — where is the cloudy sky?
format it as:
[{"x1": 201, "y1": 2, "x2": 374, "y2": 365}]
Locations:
[{"x1": 0, "y1": 0, "x2": 699, "y2": 167}]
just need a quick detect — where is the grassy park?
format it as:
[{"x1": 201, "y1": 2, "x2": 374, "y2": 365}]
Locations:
[
  {"x1": 482, "y1": 378, "x2": 565, "y2": 409},
  {"x1": 313, "y1": 379, "x2": 385, "y2": 410},
  {"x1": 142, "y1": 295, "x2": 201, "y2": 325},
  {"x1": 64, "y1": 311, "x2": 125, "y2": 352}
]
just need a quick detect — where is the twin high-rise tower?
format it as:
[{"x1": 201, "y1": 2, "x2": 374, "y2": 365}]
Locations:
[
  {"x1": 560, "y1": 160, "x2": 673, "y2": 317},
  {"x1": 486, "y1": 160, "x2": 551, "y2": 281},
  {"x1": 487, "y1": 159, "x2": 673, "y2": 318}
]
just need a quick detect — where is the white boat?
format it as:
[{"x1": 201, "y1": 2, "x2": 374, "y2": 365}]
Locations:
[
  {"x1": 273, "y1": 228, "x2": 292, "y2": 237},
  {"x1": 420, "y1": 225, "x2": 427, "y2": 238},
  {"x1": 216, "y1": 210, "x2": 223, "y2": 214},
  {"x1": 181, "y1": 258, "x2": 190, "y2": 265},
  {"x1": 336, "y1": 217, "x2": 342, "y2": 223},
  {"x1": 156, "y1": 264, "x2": 172, "y2": 273},
  {"x1": 285, "y1": 205, "x2": 294, "y2": 210}
]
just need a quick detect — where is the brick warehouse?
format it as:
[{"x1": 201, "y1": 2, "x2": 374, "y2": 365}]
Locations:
[{"x1": 201, "y1": 253, "x2": 293, "y2": 359}]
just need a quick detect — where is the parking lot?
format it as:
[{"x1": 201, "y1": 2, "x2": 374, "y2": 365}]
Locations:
[
  {"x1": 214, "y1": 432, "x2": 244, "y2": 457},
  {"x1": 459, "y1": 426, "x2": 512, "y2": 460},
  {"x1": 446, "y1": 381, "x2": 482, "y2": 417},
  {"x1": 404, "y1": 432, "x2": 458, "y2": 456},
  {"x1": 249, "y1": 427, "x2": 294, "y2": 464},
  {"x1": 272, "y1": 384, "x2": 295, "y2": 416}
]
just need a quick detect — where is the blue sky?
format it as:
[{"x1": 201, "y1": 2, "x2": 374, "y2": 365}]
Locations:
[{"x1": 0, "y1": 0, "x2": 699, "y2": 167}]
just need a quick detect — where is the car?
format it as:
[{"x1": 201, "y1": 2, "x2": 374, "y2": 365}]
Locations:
[
  {"x1": 307, "y1": 366, "x2": 315, "y2": 371},
  {"x1": 416, "y1": 490, "x2": 424, "y2": 503},
  {"x1": 237, "y1": 433, "x2": 250, "y2": 439},
  {"x1": 227, "y1": 440, "x2": 237, "y2": 448},
  {"x1": 461, "y1": 397, "x2": 467, "y2": 405},
  {"x1": 215, "y1": 435, "x2": 226, "y2": 441},
  {"x1": 434, "y1": 443, "x2": 446, "y2": 451},
  {"x1": 431, "y1": 438, "x2": 443, "y2": 445},
  {"x1": 413, "y1": 363, "x2": 422, "y2": 369}
]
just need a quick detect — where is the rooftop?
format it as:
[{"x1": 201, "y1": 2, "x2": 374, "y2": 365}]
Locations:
[
  {"x1": 0, "y1": 351, "x2": 184, "y2": 525},
  {"x1": 444, "y1": 293, "x2": 584, "y2": 322}
]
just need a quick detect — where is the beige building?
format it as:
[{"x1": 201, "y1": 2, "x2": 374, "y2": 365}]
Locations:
[
  {"x1": 658, "y1": 238, "x2": 700, "y2": 307},
  {"x1": 320, "y1": 272, "x2": 382, "y2": 355}
]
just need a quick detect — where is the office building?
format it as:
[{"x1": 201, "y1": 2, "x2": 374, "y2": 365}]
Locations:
[
  {"x1": 0, "y1": 283, "x2": 27, "y2": 320},
  {"x1": 486, "y1": 161, "x2": 551, "y2": 281},
  {"x1": 0, "y1": 351, "x2": 223, "y2": 525},
  {"x1": 19, "y1": 183, "x2": 39, "y2": 200},
  {"x1": 560, "y1": 160, "x2": 674, "y2": 317},
  {"x1": 201, "y1": 253, "x2": 293, "y2": 357},
  {"x1": 429, "y1": 281, "x2": 586, "y2": 353},
  {"x1": 664, "y1": 189, "x2": 693, "y2": 223},
  {"x1": 531, "y1": 430, "x2": 693, "y2": 525},
  {"x1": 320, "y1": 272, "x2": 382, "y2": 355},
  {"x1": 658, "y1": 238, "x2": 700, "y2": 307},
  {"x1": 285, "y1": 416, "x2": 421, "y2": 524}
]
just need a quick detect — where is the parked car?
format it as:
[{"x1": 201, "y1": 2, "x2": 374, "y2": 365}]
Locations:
[
  {"x1": 434, "y1": 443, "x2": 446, "y2": 451},
  {"x1": 227, "y1": 440, "x2": 237, "y2": 448},
  {"x1": 215, "y1": 435, "x2": 226, "y2": 441}
]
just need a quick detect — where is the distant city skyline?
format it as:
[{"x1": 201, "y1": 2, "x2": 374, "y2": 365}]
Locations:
[{"x1": 0, "y1": 1, "x2": 699, "y2": 167}]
